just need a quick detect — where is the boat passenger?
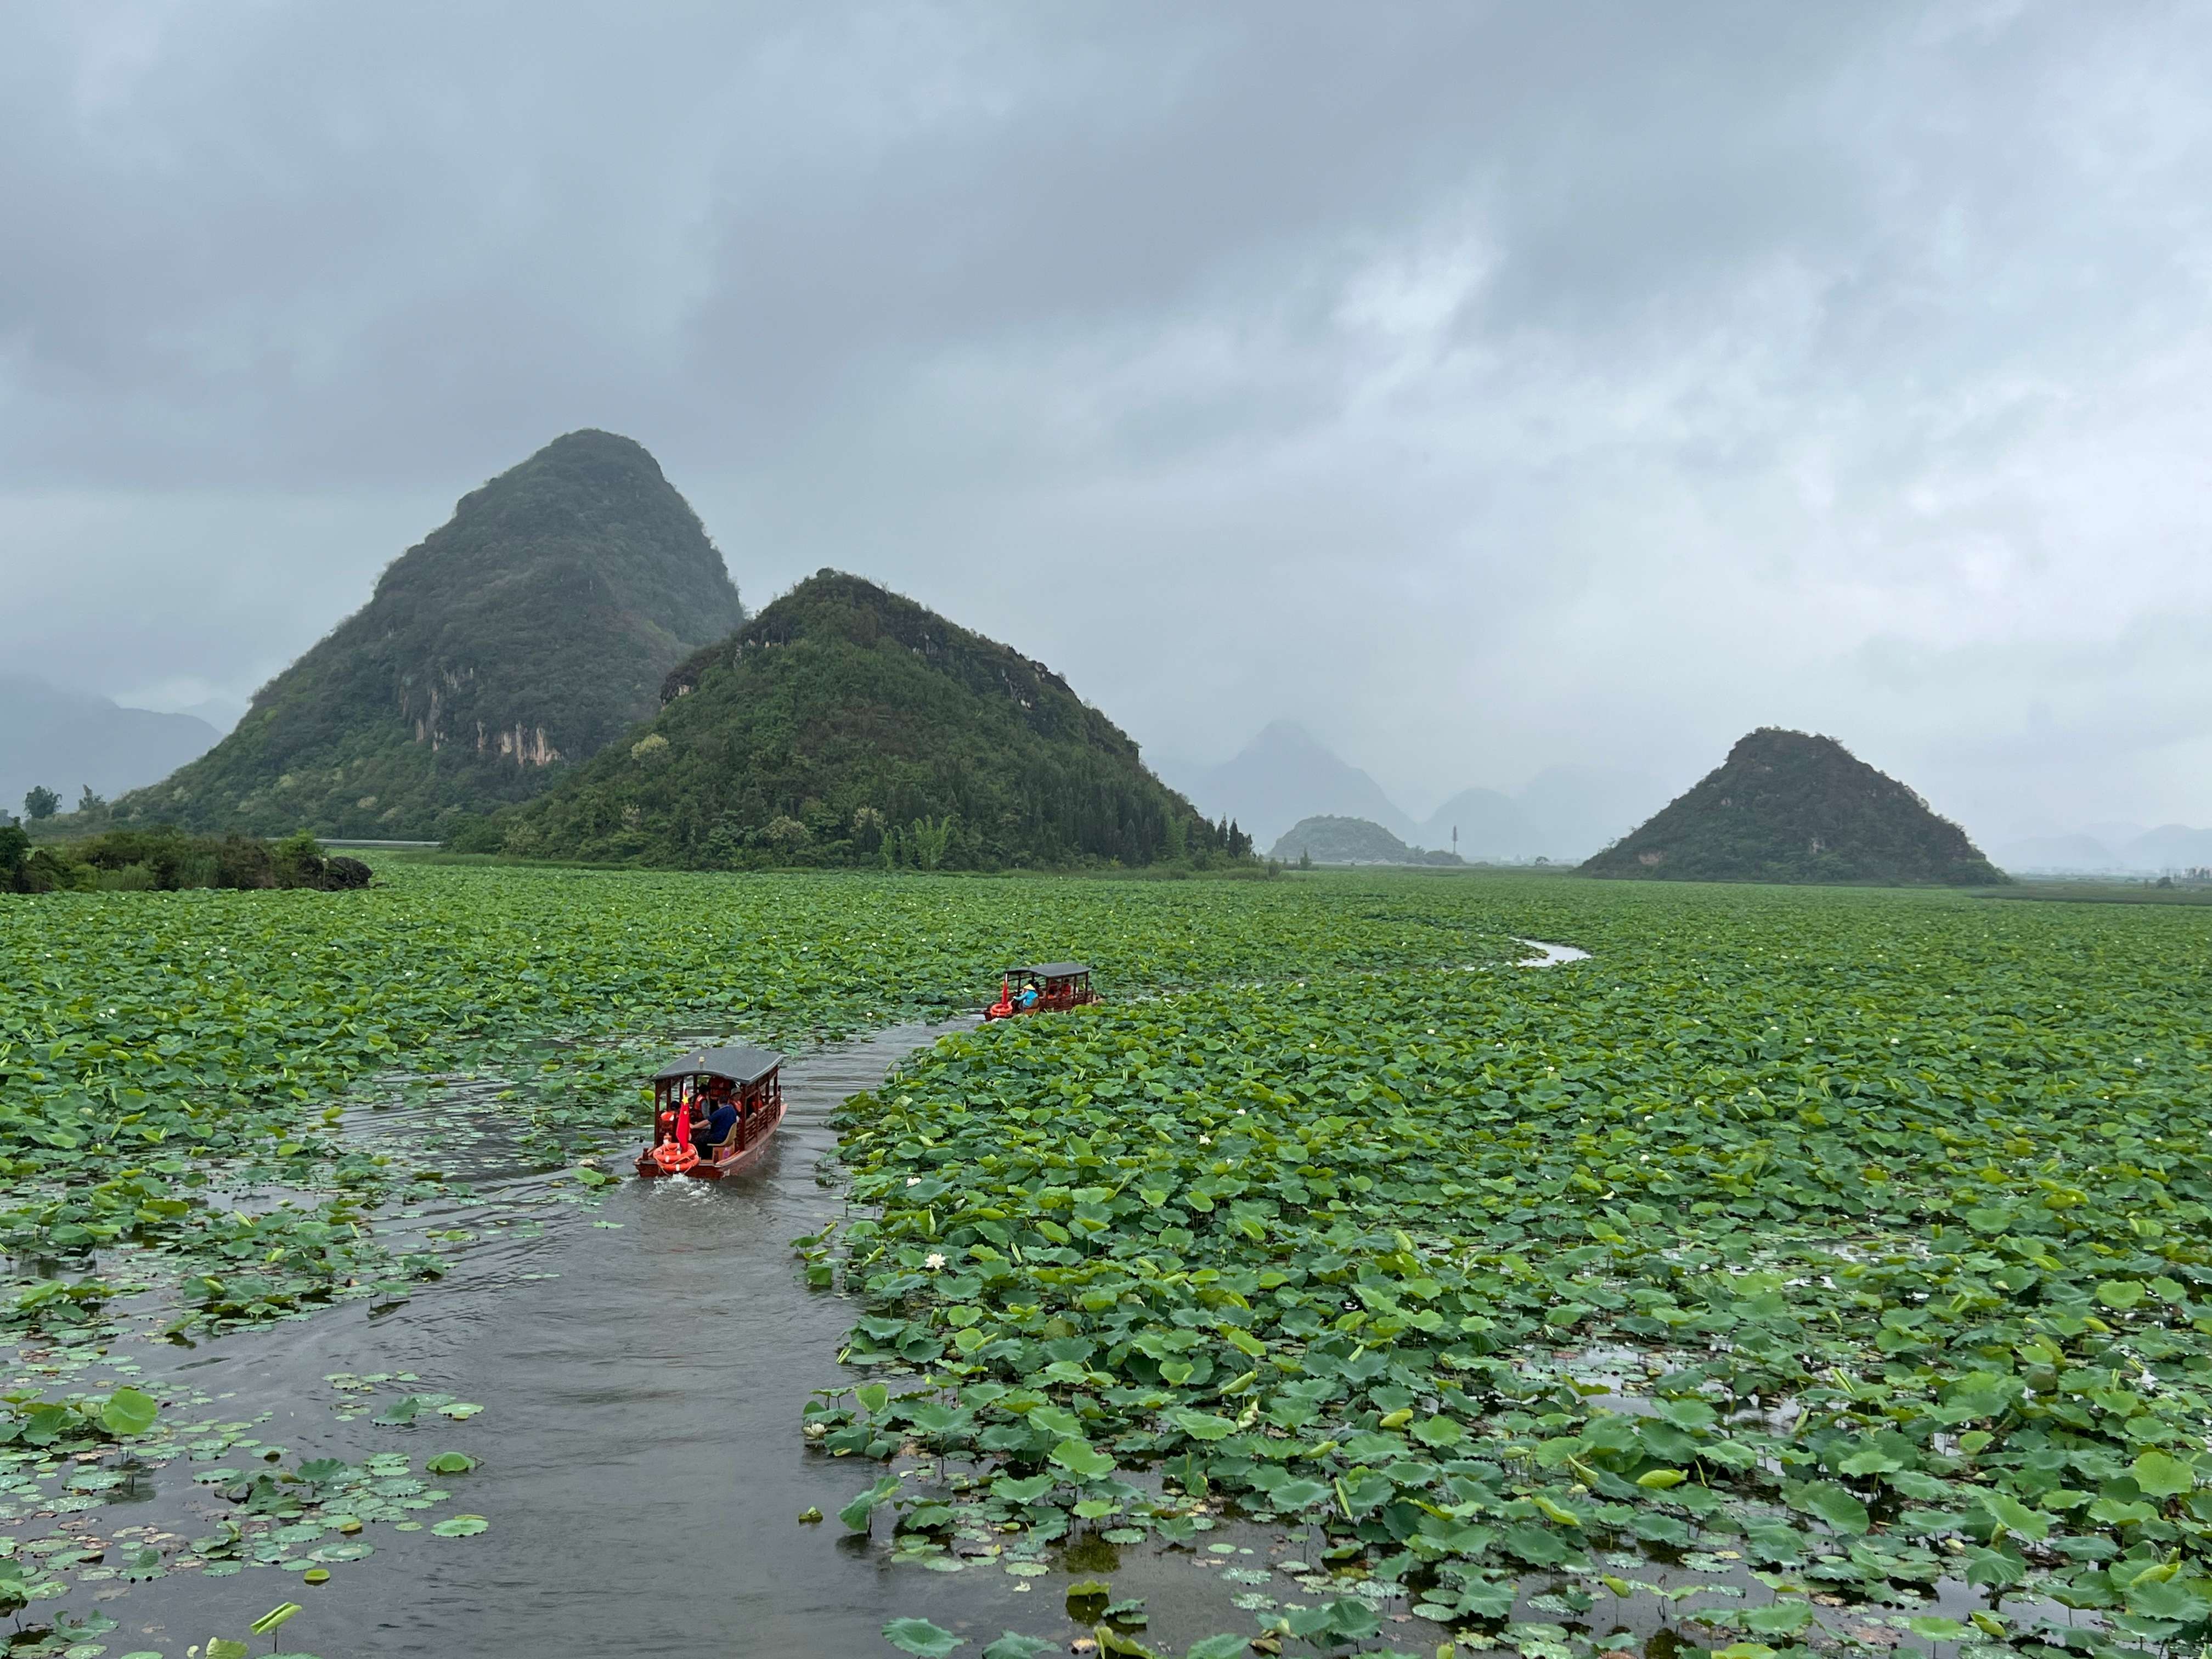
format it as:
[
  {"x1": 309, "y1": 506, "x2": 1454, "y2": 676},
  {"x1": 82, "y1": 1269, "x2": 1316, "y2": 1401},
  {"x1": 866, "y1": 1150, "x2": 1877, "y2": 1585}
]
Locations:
[
  {"x1": 699, "y1": 1095, "x2": 740, "y2": 1152},
  {"x1": 1018, "y1": 982, "x2": 1040, "y2": 1010}
]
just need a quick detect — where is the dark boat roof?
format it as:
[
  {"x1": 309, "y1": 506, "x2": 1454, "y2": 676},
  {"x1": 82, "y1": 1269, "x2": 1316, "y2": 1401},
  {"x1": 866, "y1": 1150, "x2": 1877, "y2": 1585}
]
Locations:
[
  {"x1": 653, "y1": 1044, "x2": 783, "y2": 1085},
  {"x1": 1007, "y1": 962, "x2": 1090, "y2": 978}
]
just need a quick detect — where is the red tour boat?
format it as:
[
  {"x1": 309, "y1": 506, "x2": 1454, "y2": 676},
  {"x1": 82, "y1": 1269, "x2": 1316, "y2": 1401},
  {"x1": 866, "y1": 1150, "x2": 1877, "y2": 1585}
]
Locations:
[
  {"x1": 984, "y1": 962, "x2": 1101, "y2": 1020},
  {"x1": 636, "y1": 1045, "x2": 786, "y2": 1178}
]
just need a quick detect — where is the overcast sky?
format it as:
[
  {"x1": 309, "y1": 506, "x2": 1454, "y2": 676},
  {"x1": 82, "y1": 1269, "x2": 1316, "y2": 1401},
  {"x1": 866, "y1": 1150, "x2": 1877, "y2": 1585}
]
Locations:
[{"x1": 7, "y1": 1, "x2": 2211, "y2": 841}]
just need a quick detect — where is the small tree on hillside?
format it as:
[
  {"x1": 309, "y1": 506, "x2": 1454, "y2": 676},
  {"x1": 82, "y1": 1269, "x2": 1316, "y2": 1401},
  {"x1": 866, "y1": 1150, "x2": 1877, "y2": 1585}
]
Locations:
[
  {"x1": 76, "y1": 786, "x2": 108, "y2": 819},
  {"x1": 23, "y1": 786, "x2": 59, "y2": 821}
]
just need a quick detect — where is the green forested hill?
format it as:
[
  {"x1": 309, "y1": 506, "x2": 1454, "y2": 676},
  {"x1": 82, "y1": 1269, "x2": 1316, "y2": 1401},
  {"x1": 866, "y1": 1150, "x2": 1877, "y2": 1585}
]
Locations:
[
  {"x1": 116, "y1": 431, "x2": 744, "y2": 838},
  {"x1": 1580, "y1": 727, "x2": 2007, "y2": 885},
  {"x1": 1268, "y1": 815, "x2": 1460, "y2": 866},
  {"x1": 501, "y1": 571, "x2": 1231, "y2": 870}
]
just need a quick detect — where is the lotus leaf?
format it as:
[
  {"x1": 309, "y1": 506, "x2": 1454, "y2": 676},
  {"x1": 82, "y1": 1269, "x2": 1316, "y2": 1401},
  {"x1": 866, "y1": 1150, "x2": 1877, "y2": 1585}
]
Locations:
[
  {"x1": 884, "y1": 1617, "x2": 964, "y2": 1657},
  {"x1": 2134, "y1": 1449, "x2": 2197, "y2": 1497},
  {"x1": 98, "y1": 1387, "x2": 159, "y2": 1438},
  {"x1": 1049, "y1": 1439, "x2": 1115, "y2": 1480}
]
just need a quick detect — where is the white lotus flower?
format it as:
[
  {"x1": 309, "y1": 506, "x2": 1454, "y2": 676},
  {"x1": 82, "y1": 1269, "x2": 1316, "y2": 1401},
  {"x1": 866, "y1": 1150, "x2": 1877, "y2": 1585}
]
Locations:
[
  {"x1": 906, "y1": 1176, "x2": 922, "y2": 1186},
  {"x1": 924, "y1": 1252, "x2": 946, "y2": 1269}
]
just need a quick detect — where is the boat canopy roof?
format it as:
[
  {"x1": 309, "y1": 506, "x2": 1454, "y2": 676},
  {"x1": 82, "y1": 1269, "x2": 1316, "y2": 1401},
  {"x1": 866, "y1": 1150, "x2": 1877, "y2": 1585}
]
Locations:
[
  {"x1": 1007, "y1": 962, "x2": 1090, "y2": 979},
  {"x1": 653, "y1": 1044, "x2": 783, "y2": 1085}
]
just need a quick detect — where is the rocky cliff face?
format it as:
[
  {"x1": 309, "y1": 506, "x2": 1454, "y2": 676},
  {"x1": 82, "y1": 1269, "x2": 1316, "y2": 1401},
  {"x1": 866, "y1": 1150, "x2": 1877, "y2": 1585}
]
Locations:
[{"x1": 117, "y1": 430, "x2": 744, "y2": 837}]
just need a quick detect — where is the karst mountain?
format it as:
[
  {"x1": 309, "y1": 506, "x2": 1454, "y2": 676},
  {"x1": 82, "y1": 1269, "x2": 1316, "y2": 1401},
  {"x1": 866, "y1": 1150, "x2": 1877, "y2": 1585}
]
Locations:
[
  {"x1": 501, "y1": 571, "x2": 1226, "y2": 870},
  {"x1": 116, "y1": 431, "x2": 745, "y2": 837},
  {"x1": 1268, "y1": 816, "x2": 1462, "y2": 866},
  {"x1": 1580, "y1": 727, "x2": 2007, "y2": 885}
]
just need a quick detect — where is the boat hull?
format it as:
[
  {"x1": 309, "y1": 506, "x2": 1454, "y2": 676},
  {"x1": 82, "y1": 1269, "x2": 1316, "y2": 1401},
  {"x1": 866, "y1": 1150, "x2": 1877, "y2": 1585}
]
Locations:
[
  {"x1": 982, "y1": 991, "x2": 1101, "y2": 1020},
  {"x1": 635, "y1": 1101, "x2": 785, "y2": 1179}
]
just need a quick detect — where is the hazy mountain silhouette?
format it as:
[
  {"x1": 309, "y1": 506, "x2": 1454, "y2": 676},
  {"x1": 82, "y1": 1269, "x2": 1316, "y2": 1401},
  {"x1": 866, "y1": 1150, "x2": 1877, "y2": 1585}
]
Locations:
[
  {"x1": 2, "y1": 675, "x2": 219, "y2": 819},
  {"x1": 1161, "y1": 721, "x2": 1666, "y2": 861},
  {"x1": 1164, "y1": 720, "x2": 1416, "y2": 849},
  {"x1": 1988, "y1": 833, "x2": 2124, "y2": 872},
  {"x1": 1990, "y1": 824, "x2": 2212, "y2": 873},
  {"x1": 1415, "y1": 787, "x2": 1532, "y2": 859},
  {"x1": 1416, "y1": 766, "x2": 1664, "y2": 862},
  {"x1": 2127, "y1": 825, "x2": 2212, "y2": 868}
]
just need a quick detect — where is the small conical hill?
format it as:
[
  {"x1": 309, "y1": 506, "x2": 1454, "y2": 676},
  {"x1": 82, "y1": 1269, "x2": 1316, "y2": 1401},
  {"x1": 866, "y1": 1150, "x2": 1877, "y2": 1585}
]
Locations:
[
  {"x1": 501, "y1": 571, "x2": 1223, "y2": 870},
  {"x1": 1579, "y1": 728, "x2": 2007, "y2": 885},
  {"x1": 118, "y1": 431, "x2": 744, "y2": 837}
]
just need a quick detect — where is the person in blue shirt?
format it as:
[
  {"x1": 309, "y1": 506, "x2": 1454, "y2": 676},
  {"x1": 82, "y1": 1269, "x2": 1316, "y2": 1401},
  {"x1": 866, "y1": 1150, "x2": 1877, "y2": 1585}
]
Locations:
[
  {"x1": 1017, "y1": 982, "x2": 1039, "y2": 1010},
  {"x1": 699, "y1": 1092, "x2": 740, "y2": 1153}
]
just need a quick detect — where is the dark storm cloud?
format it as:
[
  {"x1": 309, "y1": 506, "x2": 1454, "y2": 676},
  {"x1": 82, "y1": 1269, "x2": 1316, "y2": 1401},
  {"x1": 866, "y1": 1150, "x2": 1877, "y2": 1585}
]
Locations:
[
  {"x1": 5, "y1": 2, "x2": 2212, "y2": 840},
  {"x1": 0, "y1": 3, "x2": 1897, "y2": 481}
]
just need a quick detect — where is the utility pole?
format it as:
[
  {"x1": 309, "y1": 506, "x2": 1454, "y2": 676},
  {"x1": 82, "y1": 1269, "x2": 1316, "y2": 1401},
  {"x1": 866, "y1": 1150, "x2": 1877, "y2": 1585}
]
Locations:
[{"x1": 1452, "y1": 825, "x2": 1458, "y2": 859}]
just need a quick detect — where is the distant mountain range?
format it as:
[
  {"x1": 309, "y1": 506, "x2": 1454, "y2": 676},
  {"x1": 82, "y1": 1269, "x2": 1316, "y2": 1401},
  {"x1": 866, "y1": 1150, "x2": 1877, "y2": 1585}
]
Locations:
[
  {"x1": 1416, "y1": 766, "x2": 1668, "y2": 863},
  {"x1": 1156, "y1": 720, "x2": 2212, "y2": 877},
  {"x1": 1158, "y1": 720, "x2": 1664, "y2": 861},
  {"x1": 1157, "y1": 721, "x2": 1418, "y2": 848},
  {"x1": 2, "y1": 675, "x2": 220, "y2": 819},
  {"x1": 1988, "y1": 826, "x2": 2212, "y2": 874}
]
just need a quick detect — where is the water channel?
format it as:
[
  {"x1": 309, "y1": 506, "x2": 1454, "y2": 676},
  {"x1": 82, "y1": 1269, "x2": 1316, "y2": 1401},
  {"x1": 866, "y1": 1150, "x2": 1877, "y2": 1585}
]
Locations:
[{"x1": 18, "y1": 1021, "x2": 1400, "y2": 1657}]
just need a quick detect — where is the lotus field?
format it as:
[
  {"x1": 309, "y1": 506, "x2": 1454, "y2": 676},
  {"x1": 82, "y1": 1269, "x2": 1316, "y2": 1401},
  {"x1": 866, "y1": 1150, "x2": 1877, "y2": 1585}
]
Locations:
[{"x1": 5, "y1": 862, "x2": 2212, "y2": 1659}]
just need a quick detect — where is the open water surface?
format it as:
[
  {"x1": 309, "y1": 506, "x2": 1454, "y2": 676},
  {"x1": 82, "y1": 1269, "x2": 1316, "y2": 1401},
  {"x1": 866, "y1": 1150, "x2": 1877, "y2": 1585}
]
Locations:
[{"x1": 1513, "y1": 938, "x2": 1591, "y2": 967}]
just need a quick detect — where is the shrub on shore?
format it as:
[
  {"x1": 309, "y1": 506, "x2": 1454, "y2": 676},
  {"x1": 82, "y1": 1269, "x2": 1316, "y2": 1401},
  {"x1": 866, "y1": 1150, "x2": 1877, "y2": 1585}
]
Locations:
[{"x1": 3, "y1": 825, "x2": 370, "y2": 894}]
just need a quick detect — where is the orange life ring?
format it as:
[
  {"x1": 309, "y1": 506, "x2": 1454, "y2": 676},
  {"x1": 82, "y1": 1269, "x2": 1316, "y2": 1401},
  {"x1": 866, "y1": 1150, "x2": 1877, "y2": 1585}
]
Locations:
[{"x1": 652, "y1": 1141, "x2": 699, "y2": 1173}]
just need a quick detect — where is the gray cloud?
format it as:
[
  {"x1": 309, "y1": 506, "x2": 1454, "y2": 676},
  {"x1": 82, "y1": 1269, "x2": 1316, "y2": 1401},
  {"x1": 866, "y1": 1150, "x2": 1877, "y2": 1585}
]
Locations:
[{"x1": 7, "y1": 1, "x2": 2212, "y2": 841}]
